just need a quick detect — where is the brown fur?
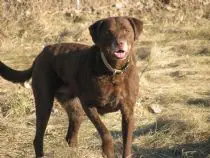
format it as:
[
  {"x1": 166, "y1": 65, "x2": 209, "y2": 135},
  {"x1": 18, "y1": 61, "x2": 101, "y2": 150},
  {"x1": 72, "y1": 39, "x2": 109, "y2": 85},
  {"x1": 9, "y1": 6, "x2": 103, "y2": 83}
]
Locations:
[{"x1": 0, "y1": 16, "x2": 143, "y2": 158}]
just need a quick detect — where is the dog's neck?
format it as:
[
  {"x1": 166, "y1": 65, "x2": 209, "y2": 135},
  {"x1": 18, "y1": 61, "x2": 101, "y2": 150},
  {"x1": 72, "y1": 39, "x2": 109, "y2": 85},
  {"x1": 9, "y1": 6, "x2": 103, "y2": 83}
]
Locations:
[{"x1": 100, "y1": 52, "x2": 130, "y2": 74}]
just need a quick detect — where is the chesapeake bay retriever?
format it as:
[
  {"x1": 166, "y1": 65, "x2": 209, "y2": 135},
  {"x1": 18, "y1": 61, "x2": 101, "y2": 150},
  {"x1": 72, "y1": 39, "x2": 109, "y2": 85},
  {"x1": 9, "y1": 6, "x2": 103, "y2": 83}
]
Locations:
[{"x1": 0, "y1": 16, "x2": 143, "y2": 158}]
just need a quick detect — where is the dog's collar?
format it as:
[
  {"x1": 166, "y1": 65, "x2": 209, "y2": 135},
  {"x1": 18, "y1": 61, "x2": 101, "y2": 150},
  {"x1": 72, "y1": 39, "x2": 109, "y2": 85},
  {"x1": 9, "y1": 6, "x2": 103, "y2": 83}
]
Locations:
[{"x1": 100, "y1": 52, "x2": 129, "y2": 74}]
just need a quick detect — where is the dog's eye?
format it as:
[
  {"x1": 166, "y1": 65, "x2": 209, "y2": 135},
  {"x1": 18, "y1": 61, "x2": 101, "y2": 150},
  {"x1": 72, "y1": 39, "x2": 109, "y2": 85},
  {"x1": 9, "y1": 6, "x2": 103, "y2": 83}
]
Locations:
[
  {"x1": 124, "y1": 29, "x2": 130, "y2": 33},
  {"x1": 105, "y1": 30, "x2": 111, "y2": 35},
  {"x1": 104, "y1": 30, "x2": 113, "y2": 38}
]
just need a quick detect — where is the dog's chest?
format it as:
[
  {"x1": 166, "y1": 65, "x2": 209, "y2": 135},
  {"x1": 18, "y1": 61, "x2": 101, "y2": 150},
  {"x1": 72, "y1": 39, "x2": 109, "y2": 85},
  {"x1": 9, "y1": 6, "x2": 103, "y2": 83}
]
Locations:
[{"x1": 91, "y1": 74, "x2": 127, "y2": 108}]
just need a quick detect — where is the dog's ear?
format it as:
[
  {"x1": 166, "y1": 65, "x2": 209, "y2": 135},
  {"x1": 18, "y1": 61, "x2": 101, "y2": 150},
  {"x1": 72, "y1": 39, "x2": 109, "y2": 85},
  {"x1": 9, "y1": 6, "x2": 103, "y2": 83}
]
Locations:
[
  {"x1": 89, "y1": 20, "x2": 104, "y2": 45},
  {"x1": 127, "y1": 17, "x2": 143, "y2": 40}
]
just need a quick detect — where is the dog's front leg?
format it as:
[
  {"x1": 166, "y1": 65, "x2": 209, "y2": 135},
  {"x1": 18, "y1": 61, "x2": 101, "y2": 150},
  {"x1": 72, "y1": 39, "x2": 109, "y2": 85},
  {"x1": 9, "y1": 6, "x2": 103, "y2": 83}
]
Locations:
[
  {"x1": 121, "y1": 105, "x2": 134, "y2": 158},
  {"x1": 81, "y1": 104, "x2": 115, "y2": 158}
]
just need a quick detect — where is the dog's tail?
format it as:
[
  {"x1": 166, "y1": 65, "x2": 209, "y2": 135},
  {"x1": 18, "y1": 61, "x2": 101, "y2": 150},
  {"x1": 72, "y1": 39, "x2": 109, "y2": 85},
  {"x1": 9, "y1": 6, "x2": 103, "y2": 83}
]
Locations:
[{"x1": 0, "y1": 61, "x2": 34, "y2": 83}]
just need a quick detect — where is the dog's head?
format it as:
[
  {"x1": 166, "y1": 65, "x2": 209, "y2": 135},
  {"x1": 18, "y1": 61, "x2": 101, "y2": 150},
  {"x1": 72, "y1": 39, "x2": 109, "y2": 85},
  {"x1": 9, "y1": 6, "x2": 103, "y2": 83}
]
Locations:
[{"x1": 89, "y1": 17, "x2": 143, "y2": 60}]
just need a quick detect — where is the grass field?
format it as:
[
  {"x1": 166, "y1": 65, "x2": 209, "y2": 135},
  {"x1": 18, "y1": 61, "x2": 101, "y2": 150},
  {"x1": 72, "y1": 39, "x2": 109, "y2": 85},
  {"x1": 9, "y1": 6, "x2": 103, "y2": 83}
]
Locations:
[{"x1": 0, "y1": 0, "x2": 210, "y2": 157}]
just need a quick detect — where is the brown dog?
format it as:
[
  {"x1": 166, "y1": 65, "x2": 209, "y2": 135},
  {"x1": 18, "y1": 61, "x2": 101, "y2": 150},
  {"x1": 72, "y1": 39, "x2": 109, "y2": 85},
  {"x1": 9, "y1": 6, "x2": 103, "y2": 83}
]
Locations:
[{"x1": 0, "y1": 16, "x2": 143, "y2": 158}]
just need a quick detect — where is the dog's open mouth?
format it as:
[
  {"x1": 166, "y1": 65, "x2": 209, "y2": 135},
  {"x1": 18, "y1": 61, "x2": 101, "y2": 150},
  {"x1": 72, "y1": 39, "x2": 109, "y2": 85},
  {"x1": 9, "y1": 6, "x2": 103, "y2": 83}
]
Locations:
[{"x1": 113, "y1": 50, "x2": 127, "y2": 59}]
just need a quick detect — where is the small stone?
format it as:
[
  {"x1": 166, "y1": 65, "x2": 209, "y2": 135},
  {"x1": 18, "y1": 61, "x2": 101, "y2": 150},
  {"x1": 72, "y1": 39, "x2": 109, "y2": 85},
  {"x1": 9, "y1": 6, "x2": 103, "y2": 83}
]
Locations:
[
  {"x1": 148, "y1": 104, "x2": 162, "y2": 114},
  {"x1": 165, "y1": 5, "x2": 177, "y2": 11},
  {"x1": 112, "y1": 3, "x2": 123, "y2": 9}
]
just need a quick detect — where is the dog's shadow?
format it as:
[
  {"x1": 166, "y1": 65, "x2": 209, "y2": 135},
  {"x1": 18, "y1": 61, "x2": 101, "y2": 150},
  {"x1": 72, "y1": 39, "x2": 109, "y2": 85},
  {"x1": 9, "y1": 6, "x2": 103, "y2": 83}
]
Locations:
[
  {"x1": 130, "y1": 139, "x2": 210, "y2": 158},
  {"x1": 110, "y1": 118, "x2": 188, "y2": 140},
  {"x1": 108, "y1": 121, "x2": 210, "y2": 158}
]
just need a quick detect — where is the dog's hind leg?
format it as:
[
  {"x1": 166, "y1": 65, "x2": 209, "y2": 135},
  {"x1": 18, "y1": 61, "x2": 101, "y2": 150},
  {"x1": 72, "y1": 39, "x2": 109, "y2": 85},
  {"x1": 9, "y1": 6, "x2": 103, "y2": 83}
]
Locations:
[
  {"x1": 32, "y1": 72, "x2": 57, "y2": 157},
  {"x1": 64, "y1": 98, "x2": 84, "y2": 147}
]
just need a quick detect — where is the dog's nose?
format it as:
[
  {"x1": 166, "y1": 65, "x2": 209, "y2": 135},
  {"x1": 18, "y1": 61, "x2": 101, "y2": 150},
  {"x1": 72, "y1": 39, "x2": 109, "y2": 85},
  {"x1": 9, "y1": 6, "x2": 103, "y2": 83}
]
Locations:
[{"x1": 117, "y1": 41, "x2": 125, "y2": 48}]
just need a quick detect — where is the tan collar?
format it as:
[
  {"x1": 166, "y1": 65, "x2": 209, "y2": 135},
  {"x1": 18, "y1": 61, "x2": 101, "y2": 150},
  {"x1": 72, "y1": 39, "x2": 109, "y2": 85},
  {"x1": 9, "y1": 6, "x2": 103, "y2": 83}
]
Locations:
[{"x1": 100, "y1": 52, "x2": 129, "y2": 74}]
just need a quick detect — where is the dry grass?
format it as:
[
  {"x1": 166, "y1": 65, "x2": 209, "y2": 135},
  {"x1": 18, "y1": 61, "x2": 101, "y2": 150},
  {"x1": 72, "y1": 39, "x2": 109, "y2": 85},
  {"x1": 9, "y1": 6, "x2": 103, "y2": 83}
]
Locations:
[{"x1": 1, "y1": 0, "x2": 210, "y2": 157}]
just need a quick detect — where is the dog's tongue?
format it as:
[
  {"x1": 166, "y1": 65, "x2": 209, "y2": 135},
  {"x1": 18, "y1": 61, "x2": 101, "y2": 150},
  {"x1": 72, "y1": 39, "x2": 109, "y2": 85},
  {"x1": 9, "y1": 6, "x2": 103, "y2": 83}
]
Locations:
[{"x1": 114, "y1": 51, "x2": 126, "y2": 59}]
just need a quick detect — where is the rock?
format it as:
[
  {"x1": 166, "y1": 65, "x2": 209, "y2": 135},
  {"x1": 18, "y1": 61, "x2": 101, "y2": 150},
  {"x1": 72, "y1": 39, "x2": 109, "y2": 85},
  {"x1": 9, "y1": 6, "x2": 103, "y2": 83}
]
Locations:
[
  {"x1": 112, "y1": 3, "x2": 123, "y2": 9},
  {"x1": 148, "y1": 104, "x2": 162, "y2": 114},
  {"x1": 165, "y1": 5, "x2": 177, "y2": 11}
]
